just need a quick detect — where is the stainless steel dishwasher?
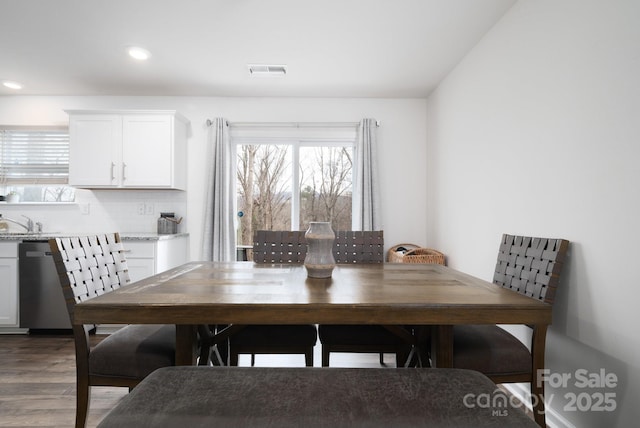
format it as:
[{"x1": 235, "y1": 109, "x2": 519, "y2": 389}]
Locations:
[{"x1": 19, "y1": 241, "x2": 71, "y2": 330}]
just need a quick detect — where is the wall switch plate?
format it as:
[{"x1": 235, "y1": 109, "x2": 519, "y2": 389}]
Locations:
[
  {"x1": 145, "y1": 203, "x2": 155, "y2": 215},
  {"x1": 79, "y1": 203, "x2": 90, "y2": 215}
]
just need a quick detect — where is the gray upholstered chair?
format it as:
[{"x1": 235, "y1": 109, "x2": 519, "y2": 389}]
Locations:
[
  {"x1": 449, "y1": 233, "x2": 569, "y2": 427},
  {"x1": 49, "y1": 234, "x2": 176, "y2": 428},
  {"x1": 228, "y1": 230, "x2": 318, "y2": 366}
]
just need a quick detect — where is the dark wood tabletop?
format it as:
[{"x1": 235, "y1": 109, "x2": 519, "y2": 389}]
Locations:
[{"x1": 73, "y1": 262, "x2": 552, "y2": 366}]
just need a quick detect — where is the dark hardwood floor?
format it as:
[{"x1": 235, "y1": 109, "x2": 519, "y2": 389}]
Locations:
[
  {"x1": 0, "y1": 332, "x2": 394, "y2": 427},
  {"x1": 0, "y1": 333, "x2": 118, "y2": 427}
]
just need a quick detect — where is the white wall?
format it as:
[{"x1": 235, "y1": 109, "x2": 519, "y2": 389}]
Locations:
[
  {"x1": 0, "y1": 96, "x2": 428, "y2": 259},
  {"x1": 426, "y1": 0, "x2": 639, "y2": 426}
]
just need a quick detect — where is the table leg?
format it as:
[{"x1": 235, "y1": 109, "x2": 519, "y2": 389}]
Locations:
[
  {"x1": 531, "y1": 324, "x2": 548, "y2": 427},
  {"x1": 175, "y1": 324, "x2": 197, "y2": 366},
  {"x1": 432, "y1": 325, "x2": 453, "y2": 368},
  {"x1": 404, "y1": 326, "x2": 431, "y2": 367}
]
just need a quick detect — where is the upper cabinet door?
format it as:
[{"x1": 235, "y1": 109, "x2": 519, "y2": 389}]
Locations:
[
  {"x1": 122, "y1": 115, "x2": 172, "y2": 187},
  {"x1": 66, "y1": 110, "x2": 188, "y2": 190},
  {"x1": 68, "y1": 115, "x2": 120, "y2": 187}
]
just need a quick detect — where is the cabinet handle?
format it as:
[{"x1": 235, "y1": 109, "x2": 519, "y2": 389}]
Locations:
[
  {"x1": 122, "y1": 163, "x2": 127, "y2": 181},
  {"x1": 111, "y1": 162, "x2": 116, "y2": 181}
]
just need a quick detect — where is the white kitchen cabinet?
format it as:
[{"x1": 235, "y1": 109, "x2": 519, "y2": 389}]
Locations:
[
  {"x1": 0, "y1": 242, "x2": 19, "y2": 327},
  {"x1": 123, "y1": 235, "x2": 190, "y2": 283},
  {"x1": 66, "y1": 110, "x2": 189, "y2": 190},
  {"x1": 124, "y1": 242, "x2": 156, "y2": 283}
]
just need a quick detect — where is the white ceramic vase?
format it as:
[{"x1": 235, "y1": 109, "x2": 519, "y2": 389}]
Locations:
[{"x1": 304, "y1": 222, "x2": 336, "y2": 278}]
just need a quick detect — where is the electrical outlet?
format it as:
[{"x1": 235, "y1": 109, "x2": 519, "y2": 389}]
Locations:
[
  {"x1": 137, "y1": 203, "x2": 145, "y2": 215},
  {"x1": 145, "y1": 203, "x2": 155, "y2": 215},
  {"x1": 79, "y1": 203, "x2": 90, "y2": 215}
]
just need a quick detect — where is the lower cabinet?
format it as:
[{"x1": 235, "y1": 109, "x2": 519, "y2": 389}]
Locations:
[
  {"x1": 123, "y1": 235, "x2": 190, "y2": 282},
  {"x1": 0, "y1": 242, "x2": 19, "y2": 327},
  {"x1": 125, "y1": 243, "x2": 157, "y2": 282},
  {"x1": 0, "y1": 235, "x2": 189, "y2": 333}
]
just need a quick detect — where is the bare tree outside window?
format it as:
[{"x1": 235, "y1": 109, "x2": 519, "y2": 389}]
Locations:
[
  {"x1": 236, "y1": 143, "x2": 353, "y2": 246},
  {"x1": 43, "y1": 186, "x2": 75, "y2": 202},
  {"x1": 237, "y1": 144, "x2": 292, "y2": 245},
  {"x1": 299, "y1": 146, "x2": 352, "y2": 230}
]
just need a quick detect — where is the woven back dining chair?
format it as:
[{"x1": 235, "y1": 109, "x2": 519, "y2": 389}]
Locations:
[
  {"x1": 228, "y1": 230, "x2": 317, "y2": 366},
  {"x1": 49, "y1": 233, "x2": 176, "y2": 428},
  {"x1": 450, "y1": 234, "x2": 569, "y2": 427},
  {"x1": 318, "y1": 230, "x2": 418, "y2": 367},
  {"x1": 317, "y1": 230, "x2": 411, "y2": 366},
  {"x1": 229, "y1": 230, "x2": 392, "y2": 367},
  {"x1": 251, "y1": 230, "x2": 308, "y2": 263}
]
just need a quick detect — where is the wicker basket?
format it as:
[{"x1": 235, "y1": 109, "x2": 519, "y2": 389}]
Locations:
[
  {"x1": 387, "y1": 243, "x2": 420, "y2": 263},
  {"x1": 402, "y1": 248, "x2": 445, "y2": 265}
]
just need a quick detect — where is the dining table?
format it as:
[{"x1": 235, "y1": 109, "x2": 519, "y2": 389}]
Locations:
[{"x1": 72, "y1": 261, "x2": 552, "y2": 368}]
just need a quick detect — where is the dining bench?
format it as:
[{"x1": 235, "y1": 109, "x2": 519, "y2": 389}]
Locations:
[{"x1": 98, "y1": 366, "x2": 538, "y2": 427}]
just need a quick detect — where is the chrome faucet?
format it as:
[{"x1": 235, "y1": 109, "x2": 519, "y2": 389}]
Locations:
[{"x1": 0, "y1": 214, "x2": 36, "y2": 232}]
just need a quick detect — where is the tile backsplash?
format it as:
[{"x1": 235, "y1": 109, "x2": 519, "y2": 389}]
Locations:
[{"x1": 0, "y1": 189, "x2": 187, "y2": 235}]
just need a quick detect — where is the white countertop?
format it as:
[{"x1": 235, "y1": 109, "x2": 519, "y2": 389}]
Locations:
[
  {"x1": 0, "y1": 232, "x2": 189, "y2": 242},
  {"x1": 120, "y1": 233, "x2": 189, "y2": 241}
]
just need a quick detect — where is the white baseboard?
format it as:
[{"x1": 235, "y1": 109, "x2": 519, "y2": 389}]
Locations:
[
  {"x1": 504, "y1": 383, "x2": 576, "y2": 428},
  {"x1": 0, "y1": 327, "x2": 28, "y2": 334},
  {"x1": 95, "y1": 324, "x2": 124, "y2": 335}
]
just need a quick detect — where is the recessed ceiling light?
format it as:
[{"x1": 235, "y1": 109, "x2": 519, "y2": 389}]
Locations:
[
  {"x1": 128, "y1": 47, "x2": 151, "y2": 61},
  {"x1": 2, "y1": 80, "x2": 23, "y2": 90},
  {"x1": 248, "y1": 64, "x2": 287, "y2": 75}
]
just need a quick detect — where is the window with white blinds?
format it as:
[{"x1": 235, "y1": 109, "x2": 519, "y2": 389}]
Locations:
[{"x1": 0, "y1": 126, "x2": 69, "y2": 184}]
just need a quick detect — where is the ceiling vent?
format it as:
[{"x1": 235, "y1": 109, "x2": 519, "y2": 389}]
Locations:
[{"x1": 248, "y1": 64, "x2": 287, "y2": 75}]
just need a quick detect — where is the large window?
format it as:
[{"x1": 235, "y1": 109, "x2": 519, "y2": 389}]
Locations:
[
  {"x1": 0, "y1": 126, "x2": 75, "y2": 202},
  {"x1": 233, "y1": 125, "x2": 355, "y2": 246}
]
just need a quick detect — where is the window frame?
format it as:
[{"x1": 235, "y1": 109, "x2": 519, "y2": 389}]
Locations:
[
  {"x1": 231, "y1": 124, "x2": 357, "y2": 232},
  {"x1": 0, "y1": 125, "x2": 76, "y2": 203},
  {"x1": 0, "y1": 125, "x2": 70, "y2": 185}
]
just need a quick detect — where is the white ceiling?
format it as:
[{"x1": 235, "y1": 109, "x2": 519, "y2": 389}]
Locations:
[{"x1": 0, "y1": 0, "x2": 515, "y2": 98}]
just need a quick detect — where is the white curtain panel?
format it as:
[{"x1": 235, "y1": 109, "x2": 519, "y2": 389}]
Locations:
[
  {"x1": 353, "y1": 118, "x2": 382, "y2": 231},
  {"x1": 202, "y1": 118, "x2": 236, "y2": 261}
]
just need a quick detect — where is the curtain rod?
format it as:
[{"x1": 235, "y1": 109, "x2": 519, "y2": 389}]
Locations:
[{"x1": 205, "y1": 120, "x2": 380, "y2": 128}]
